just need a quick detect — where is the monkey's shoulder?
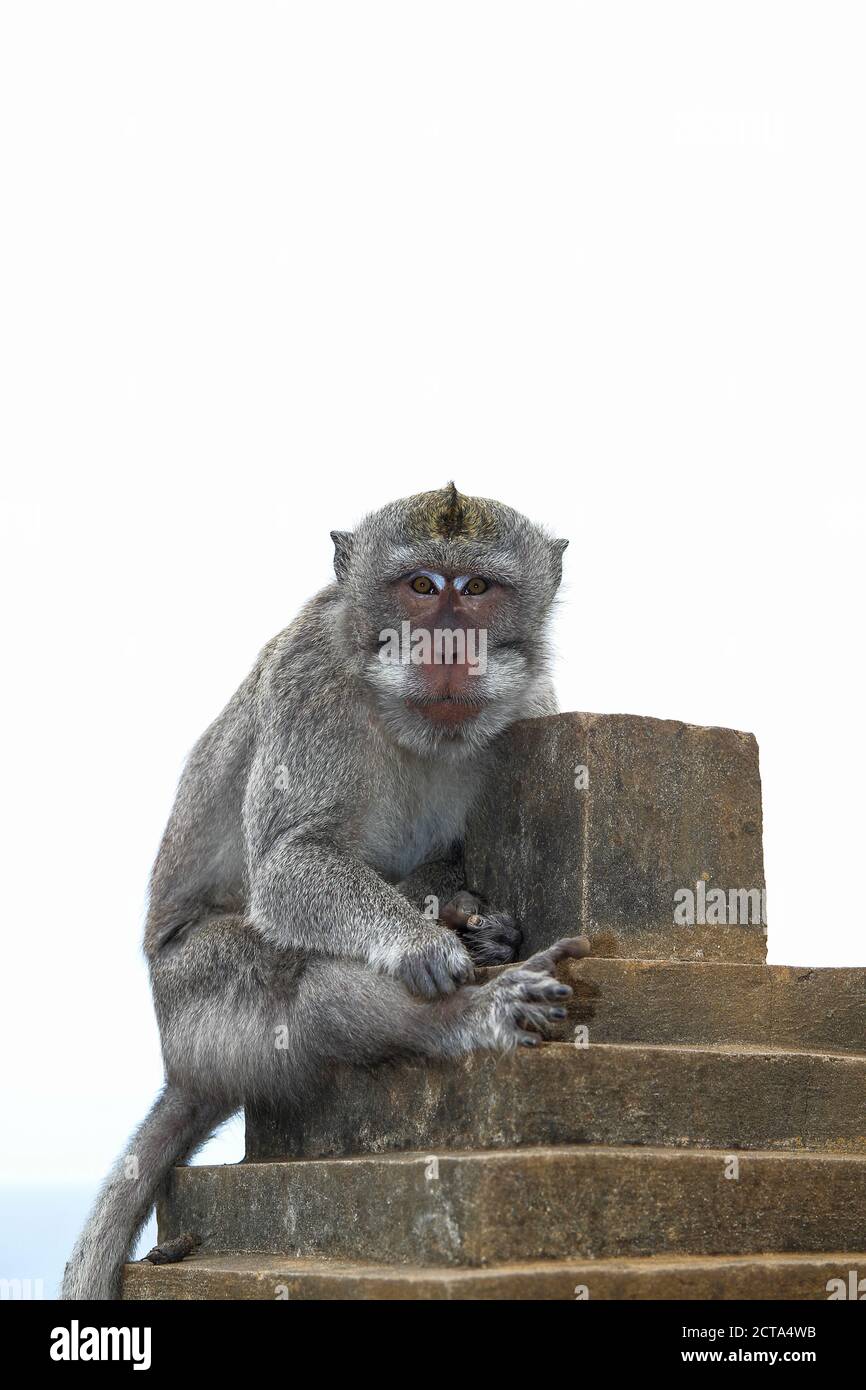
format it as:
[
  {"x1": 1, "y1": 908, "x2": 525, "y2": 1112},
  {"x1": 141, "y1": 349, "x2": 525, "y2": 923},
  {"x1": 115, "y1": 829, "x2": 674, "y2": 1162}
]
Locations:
[{"x1": 262, "y1": 588, "x2": 375, "y2": 697}]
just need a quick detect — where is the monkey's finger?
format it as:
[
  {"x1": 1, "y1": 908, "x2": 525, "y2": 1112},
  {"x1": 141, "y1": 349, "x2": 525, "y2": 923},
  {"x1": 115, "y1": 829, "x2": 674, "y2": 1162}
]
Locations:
[
  {"x1": 424, "y1": 966, "x2": 454, "y2": 998},
  {"x1": 423, "y1": 958, "x2": 465, "y2": 997},
  {"x1": 428, "y1": 963, "x2": 459, "y2": 995},
  {"x1": 452, "y1": 956, "x2": 475, "y2": 986},
  {"x1": 534, "y1": 980, "x2": 572, "y2": 1002},
  {"x1": 439, "y1": 892, "x2": 482, "y2": 928},
  {"x1": 522, "y1": 935, "x2": 590, "y2": 975},
  {"x1": 399, "y1": 961, "x2": 440, "y2": 998}
]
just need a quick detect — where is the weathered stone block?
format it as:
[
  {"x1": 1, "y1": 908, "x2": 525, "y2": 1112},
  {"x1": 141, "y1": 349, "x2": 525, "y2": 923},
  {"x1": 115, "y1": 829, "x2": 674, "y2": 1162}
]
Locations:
[
  {"x1": 464, "y1": 712, "x2": 766, "y2": 962},
  {"x1": 246, "y1": 1042, "x2": 866, "y2": 1161},
  {"x1": 157, "y1": 1147, "x2": 866, "y2": 1265},
  {"x1": 558, "y1": 958, "x2": 866, "y2": 1051}
]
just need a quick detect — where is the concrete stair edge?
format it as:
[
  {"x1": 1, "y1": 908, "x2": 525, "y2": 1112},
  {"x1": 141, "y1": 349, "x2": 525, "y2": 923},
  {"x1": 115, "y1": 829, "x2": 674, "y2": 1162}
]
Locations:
[{"x1": 124, "y1": 1250, "x2": 866, "y2": 1301}]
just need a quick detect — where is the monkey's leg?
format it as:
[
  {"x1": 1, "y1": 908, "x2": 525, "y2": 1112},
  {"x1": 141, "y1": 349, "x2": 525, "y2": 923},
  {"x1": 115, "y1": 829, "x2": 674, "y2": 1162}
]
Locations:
[
  {"x1": 285, "y1": 936, "x2": 589, "y2": 1069},
  {"x1": 153, "y1": 913, "x2": 308, "y2": 1101},
  {"x1": 158, "y1": 919, "x2": 587, "y2": 1097},
  {"x1": 158, "y1": 917, "x2": 589, "y2": 1093}
]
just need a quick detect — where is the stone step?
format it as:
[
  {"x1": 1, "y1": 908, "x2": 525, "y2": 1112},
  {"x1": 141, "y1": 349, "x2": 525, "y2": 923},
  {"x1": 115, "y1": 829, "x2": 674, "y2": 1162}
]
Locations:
[
  {"x1": 245, "y1": 1041, "x2": 866, "y2": 1161},
  {"x1": 123, "y1": 1250, "x2": 866, "y2": 1301},
  {"x1": 509, "y1": 956, "x2": 866, "y2": 1053},
  {"x1": 158, "y1": 1146, "x2": 866, "y2": 1267}
]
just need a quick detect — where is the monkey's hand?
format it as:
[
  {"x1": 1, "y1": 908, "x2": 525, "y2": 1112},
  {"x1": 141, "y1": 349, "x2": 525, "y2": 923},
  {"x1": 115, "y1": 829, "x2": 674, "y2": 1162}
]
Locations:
[
  {"x1": 375, "y1": 928, "x2": 475, "y2": 999},
  {"x1": 440, "y1": 890, "x2": 523, "y2": 966}
]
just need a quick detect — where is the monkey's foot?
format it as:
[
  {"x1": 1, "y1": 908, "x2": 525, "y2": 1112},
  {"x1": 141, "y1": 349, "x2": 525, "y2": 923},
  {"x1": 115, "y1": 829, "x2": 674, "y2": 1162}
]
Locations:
[
  {"x1": 142, "y1": 1231, "x2": 200, "y2": 1266},
  {"x1": 472, "y1": 936, "x2": 590, "y2": 1051},
  {"x1": 441, "y1": 891, "x2": 522, "y2": 965}
]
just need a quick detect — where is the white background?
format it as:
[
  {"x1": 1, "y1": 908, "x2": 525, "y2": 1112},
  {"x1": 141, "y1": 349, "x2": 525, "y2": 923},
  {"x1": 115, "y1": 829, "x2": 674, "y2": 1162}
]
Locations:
[{"x1": 0, "y1": 1, "x2": 863, "y2": 1281}]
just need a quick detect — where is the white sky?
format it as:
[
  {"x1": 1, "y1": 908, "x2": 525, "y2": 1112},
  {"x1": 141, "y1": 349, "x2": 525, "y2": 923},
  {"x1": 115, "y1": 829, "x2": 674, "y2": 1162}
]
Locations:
[{"x1": 1, "y1": 1, "x2": 864, "y2": 1186}]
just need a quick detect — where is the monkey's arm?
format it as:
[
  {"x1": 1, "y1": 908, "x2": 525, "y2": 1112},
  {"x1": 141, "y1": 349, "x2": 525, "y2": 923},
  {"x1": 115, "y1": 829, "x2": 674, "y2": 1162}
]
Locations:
[
  {"x1": 243, "y1": 681, "x2": 473, "y2": 998},
  {"x1": 248, "y1": 829, "x2": 473, "y2": 997}
]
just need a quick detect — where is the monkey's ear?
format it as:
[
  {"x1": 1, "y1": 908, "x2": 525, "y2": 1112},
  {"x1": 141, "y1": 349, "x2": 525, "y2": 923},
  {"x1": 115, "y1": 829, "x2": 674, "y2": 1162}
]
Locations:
[
  {"x1": 550, "y1": 536, "x2": 569, "y2": 585},
  {"x1": 330, "y1": 530, "x2": 354, "y2": 582}
]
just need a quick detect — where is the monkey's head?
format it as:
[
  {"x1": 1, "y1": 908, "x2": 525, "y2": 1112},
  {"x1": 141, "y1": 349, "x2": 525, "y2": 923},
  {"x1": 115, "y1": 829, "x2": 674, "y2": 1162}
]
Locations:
[{"x1": 331, "y1": 483, "x2": 568, "y2": 758}]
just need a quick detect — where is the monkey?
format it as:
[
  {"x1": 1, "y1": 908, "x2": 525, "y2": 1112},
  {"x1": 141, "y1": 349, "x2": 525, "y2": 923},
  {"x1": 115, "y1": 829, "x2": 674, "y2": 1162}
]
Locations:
[{"x1": 61, "y1": 482, "x2": 586, "y2": 1300}]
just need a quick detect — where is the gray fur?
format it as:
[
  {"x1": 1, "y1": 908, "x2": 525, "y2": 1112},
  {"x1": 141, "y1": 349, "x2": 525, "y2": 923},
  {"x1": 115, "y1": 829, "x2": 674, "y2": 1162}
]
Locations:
[{"x1": 62, "y1": 486, "x2": 576, "y2": 1300}]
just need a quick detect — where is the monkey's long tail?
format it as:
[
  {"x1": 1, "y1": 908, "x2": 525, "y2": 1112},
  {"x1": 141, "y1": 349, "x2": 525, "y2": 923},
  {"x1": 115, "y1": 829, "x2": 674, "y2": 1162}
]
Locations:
[{"x1": 60, "y1": 1085, "x2": 230, "y2": 1300}]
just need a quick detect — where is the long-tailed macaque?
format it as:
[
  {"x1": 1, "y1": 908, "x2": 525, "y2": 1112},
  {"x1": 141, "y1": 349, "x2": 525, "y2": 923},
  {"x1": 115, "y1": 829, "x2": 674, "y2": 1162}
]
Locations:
[{"x1": 62, "y1": 484, "x2": 586, "y2": 1299}]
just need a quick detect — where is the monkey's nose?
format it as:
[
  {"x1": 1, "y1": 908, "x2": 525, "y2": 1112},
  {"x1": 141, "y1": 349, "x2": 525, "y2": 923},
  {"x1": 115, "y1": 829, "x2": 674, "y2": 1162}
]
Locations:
[{"x1": 418, "y1": 659, "x2": 475, "y2": 698}]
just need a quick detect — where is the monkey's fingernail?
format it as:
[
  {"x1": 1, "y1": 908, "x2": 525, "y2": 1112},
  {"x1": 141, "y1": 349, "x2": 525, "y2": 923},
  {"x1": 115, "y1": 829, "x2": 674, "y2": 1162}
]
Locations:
[
  {"x1": 552, "y1": 984, "x2": 571, "y2": 998},
  {"x1": 549, "y1": 1007, "x2": 567, "y2": 1020}
]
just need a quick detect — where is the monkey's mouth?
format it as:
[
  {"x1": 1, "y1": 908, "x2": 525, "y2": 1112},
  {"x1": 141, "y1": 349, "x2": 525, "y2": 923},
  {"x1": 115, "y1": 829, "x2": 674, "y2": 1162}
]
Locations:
[{"x1": 406, "y1": 696, "x2": 486, "y2": 725}]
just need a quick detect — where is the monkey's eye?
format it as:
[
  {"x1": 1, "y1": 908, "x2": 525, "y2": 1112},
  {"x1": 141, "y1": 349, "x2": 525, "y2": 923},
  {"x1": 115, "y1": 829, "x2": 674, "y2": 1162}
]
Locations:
[
  {"x1": 410, "y1": 575, "x2": 437, "y2": 595},
  {"x1": 464, "y1": 576, "x2": 488, "y2": 595}
]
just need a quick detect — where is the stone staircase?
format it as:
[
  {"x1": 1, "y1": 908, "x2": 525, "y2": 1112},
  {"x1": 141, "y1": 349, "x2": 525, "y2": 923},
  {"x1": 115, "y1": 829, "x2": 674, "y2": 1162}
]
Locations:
[
  {"x1": 122, "y1": 715, "x2": 866, "y2": 1300},
  {"x1": 124, "y1": 954, "x2": 866, "y2": 1300}
]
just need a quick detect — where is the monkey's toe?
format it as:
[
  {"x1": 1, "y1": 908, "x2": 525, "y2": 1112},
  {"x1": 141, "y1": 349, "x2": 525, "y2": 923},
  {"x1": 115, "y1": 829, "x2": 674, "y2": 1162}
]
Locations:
[
  {"x1": 522, "y1": 935, "x2": 591, "y2": 975},
  {"x1": 479, "y1": 955, "x2": 575, "y2": 1051}
]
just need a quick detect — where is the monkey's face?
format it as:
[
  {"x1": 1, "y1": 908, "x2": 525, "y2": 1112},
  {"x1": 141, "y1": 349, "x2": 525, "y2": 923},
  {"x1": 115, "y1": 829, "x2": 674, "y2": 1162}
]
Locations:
[
  {"x1": 336, "y1": 488, "x2": 567, "y2": 758},
  {"x1": 364, "y1": 558, "x2": 549, "y2": 755},
  {"x1": 341, "y1": 553, "x2": 558, "y2": 761},
  {"x1": 390, "y1": 565, "x2": 500, "y2": 726}
]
